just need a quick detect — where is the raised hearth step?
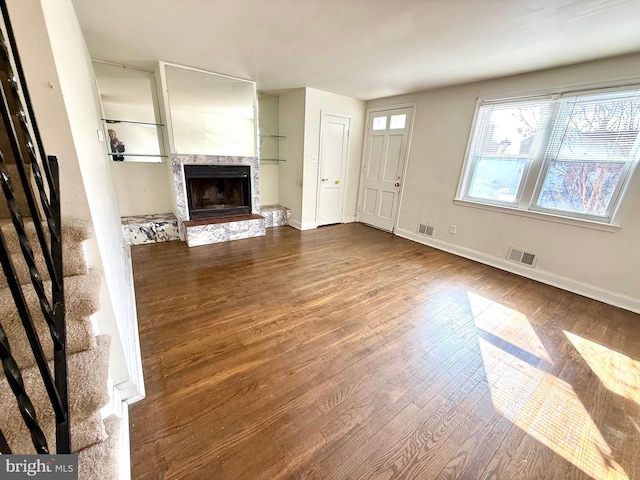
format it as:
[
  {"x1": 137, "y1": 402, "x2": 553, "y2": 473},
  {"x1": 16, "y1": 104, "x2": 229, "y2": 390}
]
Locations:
[
  {"x1": 185, "y1": 214, "x2": 265, "y2": 247},
  {"x1": 121, "y1": 213, "x2": 180, "y2": 245},
  {"x1": 260, "y1": 204, "x2": 291, "y2": 228}
]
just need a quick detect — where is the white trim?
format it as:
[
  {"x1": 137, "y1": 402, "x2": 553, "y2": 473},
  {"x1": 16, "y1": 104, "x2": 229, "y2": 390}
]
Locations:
[
  {"x1": 156, "y1": 62, "x2": 175, "y2": 155},
  {"x1": 111, "y1": 386, "x2": 131, "y2": 480},
  {"x1": 476, "y1": 76, "x2": 640, "y2": 104},
  {"x1": 115, "y1": 379, "x2": 145, "y2": 405},
  {"x1": 289, "y1": 219, "x2": 318, "y2": 230},
  {"x1": 159, "y1": 60, "x2": 254, "y2": 84},
  {"x1": 366, "y1": 102, "x2": 417, "y2": 114},
  {"x1": 395, "y1": 227, "x2": 640, "y2": 314},
  {"x1": 300, "y1": 221, "x2": 318, "y2": 230},
  {"x1": 120, "y1": 243, "x2": 146, "y2": 403},
  {"x1": 453, "y1": 198, "x2": 621, "y2": 233},
  {"x1": 101, "y1": 382, "x2": 131, "y2": 480},
  {"x1": 342, "y1": 216, "x2": 356, "y2": 223},
  {"x1": 92, "y1": 59, "x2": 153, "y2": 73},
  {"x1": 393, "y1": 103, "x2": 417, "y2": 232}
]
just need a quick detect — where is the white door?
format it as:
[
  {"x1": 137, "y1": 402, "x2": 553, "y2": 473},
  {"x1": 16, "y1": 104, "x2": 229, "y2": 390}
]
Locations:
[
  {"x1": 358, "y1": 106, "x2": 413, "y2": 232},
  {"x1": 317, "y1": 113, "x2": 351, "y2": 226}
]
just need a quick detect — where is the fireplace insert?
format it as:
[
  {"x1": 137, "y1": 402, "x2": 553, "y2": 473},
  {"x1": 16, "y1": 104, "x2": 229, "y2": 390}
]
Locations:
[{"x1": 184, "y1": 165, "x2": 251, "y2": 219}]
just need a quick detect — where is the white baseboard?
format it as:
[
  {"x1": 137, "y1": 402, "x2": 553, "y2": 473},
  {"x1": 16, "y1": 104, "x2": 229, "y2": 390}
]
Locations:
[
  {"x1": 395, "y1": 227, "x2": 640, "y2": 314},
  {"x1": 289, "y1": 220, "x2": 302, "y2": 230},
  {"x1": 342, "y1": 216, "x2": 356, "y2": 223},
  {"x1": 110, "y1": 386, "x2": 131, "y2": 480},
  {"x1": 122, "y1": 245, "x2": 146, "y2": 403},
  {"x1": 289, "y1": 220, "x2": 318, "y2": 231},
  {"x1": 115, "y1": 379, "x2": 145, "y2": 405}
]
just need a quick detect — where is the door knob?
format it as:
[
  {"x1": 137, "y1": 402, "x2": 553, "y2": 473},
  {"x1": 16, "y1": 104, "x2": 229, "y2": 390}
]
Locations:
[
  {"x1": 335, "y1": 180, "x2": 340, "y2": 184},
  {"x1": 395, "y1": 182, "x2": 400, "y2": 187}
]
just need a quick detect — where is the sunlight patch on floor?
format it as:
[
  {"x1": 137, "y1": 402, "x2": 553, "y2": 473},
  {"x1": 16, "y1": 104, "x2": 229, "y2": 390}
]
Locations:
[
  {"x1": 468, "y1": 291, "x2": 552, "y2": 363},
  {"x1": 565, "y1": 331, "x2": 640, "y2": 407},
  {"x1": 479, "y1": 338, "x2": 628, "y2": 480}
]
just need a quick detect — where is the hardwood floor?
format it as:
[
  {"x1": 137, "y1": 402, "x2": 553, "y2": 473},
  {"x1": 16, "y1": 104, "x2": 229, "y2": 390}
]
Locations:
[{"x1": 129, "y1": 223, "x2": 640, "y2": 480}]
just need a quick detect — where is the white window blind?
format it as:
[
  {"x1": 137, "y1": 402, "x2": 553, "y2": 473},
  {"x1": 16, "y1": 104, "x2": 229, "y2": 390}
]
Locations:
[
  {"x1": 465, "y1": 98, "x2": 551, "y2": 205},
  {"x1": 548, "y1": 90, "x2": 640, "y2": 163},
  {"x1": 535, "y1": 90, "x2": 640, "y2": 218}
]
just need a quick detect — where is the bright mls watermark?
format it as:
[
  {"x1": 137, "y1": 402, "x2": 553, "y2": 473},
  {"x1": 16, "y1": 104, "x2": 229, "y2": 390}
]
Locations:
[{"x1": 0, "y1": 455, "x2": 78, "y2": 479}]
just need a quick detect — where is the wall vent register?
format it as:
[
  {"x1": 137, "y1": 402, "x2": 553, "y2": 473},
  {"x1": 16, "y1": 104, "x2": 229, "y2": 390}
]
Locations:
[
  {"x1": 507, "y1": 247, "x2": 538, "y2": 267},
  {"x1": 417, "y1": 223, "x2": 435, "y2": 237}
]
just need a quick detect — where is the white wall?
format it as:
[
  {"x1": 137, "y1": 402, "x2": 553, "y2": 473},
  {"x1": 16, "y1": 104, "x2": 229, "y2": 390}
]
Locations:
[
  {"x1": 278, "y1": 89, "x2": 306, "y2": 224},
  {"x1": 110, "y1": 162, "x2": 174, "y2": 216},
  {"x1": 8, "y1": 0, "x2": 145, "y2": 397},
  {"x1": 367, "y1": 53, "x2": 640, "y2": 313},
  {"x1": 302, "y1": 88, "x2": 366, "y2": 226},
  {"x1": 259, "y1": 164, "x2": 279, "y2": 205},
  {"x1": 6, "y1": 0, "x2": 90, "y2": 220}
]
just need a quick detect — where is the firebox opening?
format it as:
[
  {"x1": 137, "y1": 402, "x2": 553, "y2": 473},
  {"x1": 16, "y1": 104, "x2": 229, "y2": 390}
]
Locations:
[{"x1": 184, "y1": 165, "x2": 251, "y2": 220}]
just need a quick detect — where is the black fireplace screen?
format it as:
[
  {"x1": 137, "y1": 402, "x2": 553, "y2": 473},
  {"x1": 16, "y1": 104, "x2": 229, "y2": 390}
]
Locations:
[{"x1": 184, "y1": 165, "x2": 251, "y2": 219}]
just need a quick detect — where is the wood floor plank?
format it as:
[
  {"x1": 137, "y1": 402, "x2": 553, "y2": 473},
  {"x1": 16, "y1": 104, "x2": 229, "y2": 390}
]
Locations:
[{"x1": 129, "y1": 223, "x2": 640, "y2": 480}]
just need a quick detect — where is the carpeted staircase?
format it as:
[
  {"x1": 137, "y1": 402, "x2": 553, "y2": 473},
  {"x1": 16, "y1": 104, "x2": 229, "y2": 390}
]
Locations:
[
  {"x1": 0, "y1": 6, "x2": 123, "y2": 475},
  {"x1": 0, "y1": 208, "x2": 120, "y2": 477}
]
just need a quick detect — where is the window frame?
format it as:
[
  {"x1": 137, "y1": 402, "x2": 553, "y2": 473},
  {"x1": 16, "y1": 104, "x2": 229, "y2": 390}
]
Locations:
[{"x1": 456, "y1": 86, "x2": 640, "y2": 226}]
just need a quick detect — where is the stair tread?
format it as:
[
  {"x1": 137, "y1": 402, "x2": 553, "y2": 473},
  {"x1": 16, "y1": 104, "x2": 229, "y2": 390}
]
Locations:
[
  {"x1": 77, "y1": 415, "x2": 120, "y2": 480},
  {"x1": 0, "y1": 270, "x2": 100, "y2": 369},
  {"x1": 0, "y1": 269, "x2": 102, "y2": 320},
  {"x1": 0, "y1": 218, "x2": 91, "y2": 288},
  {"x1": 0, "y1": 335, "x2": 111, "y2": 454}
]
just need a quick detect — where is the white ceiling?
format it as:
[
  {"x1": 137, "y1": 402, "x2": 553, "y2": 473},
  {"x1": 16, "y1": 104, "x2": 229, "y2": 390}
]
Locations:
[{"x1": 72, "y1": 0, "x2": 640, "y2": 101}]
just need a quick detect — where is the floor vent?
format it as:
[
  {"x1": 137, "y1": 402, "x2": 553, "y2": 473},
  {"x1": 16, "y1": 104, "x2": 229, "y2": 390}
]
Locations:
[
  {"x1": 417, "y1": 223, "x2": 435, "y2": 237},
  {"x1": 507, "y1": 247, "x2": 537, "y2": 267}
]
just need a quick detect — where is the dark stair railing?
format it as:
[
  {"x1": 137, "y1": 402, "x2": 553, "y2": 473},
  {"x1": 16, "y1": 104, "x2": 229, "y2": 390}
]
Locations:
[{"x1": 0, "y1": 0, "x2": 69, "y2": 454}]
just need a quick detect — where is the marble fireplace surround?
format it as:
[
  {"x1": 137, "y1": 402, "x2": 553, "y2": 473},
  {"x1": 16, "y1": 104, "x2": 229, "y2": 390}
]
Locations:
[{"x1": 171, "y1": 154, "x2": 260, "y2": 240}]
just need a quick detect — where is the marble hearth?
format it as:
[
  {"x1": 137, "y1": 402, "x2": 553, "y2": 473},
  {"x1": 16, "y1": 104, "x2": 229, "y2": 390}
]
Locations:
[
  {"x1": 121, "y1": 213, "x2": 180, "y2": 245},
  {"x1": 171, "y1": 154, "x2": 265, "y2": 246}
]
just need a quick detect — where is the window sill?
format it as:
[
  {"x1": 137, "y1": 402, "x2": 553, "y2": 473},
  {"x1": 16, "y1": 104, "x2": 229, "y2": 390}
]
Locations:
[{"x1": 453, "y1": 198, "x2": 621, "y2": 233}]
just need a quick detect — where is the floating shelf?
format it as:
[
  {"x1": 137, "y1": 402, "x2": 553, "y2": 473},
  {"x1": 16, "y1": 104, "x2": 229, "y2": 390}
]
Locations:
[
  {"x1": 259, "y1": 132, "x2": 285, "y2": 164},
  {"x1": 107, "y1": 152, "x2": 167, "y2": 158},
  {"x1": 102, "y1": 118, "x2": 164, "y2": 127}
]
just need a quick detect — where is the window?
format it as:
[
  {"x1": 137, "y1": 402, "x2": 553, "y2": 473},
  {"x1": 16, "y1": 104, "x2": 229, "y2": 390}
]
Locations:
[
  {"x1": 457, "y1": 87, "x2": 640, "y2": 223},
  {"x1": 390, "y1": 114, "x2": 407, "y2": 129},
  {"x1": 372, "y1": 116, "x2": 387, "y2": 130}
]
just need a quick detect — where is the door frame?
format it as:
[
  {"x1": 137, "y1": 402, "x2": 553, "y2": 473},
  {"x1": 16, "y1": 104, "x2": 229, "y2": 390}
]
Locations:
[
  {"x1": 356, "y1": 102, "x2": 417, "y2": 232},
  {"x1": 316, "y1": 110, "x2": 352, "y2": 225}
]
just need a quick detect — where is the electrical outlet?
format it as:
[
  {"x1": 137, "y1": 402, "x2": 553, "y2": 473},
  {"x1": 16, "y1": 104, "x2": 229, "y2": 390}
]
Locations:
[{"x1": 449, "y1": 224, "x2": 457, "y2": 235}]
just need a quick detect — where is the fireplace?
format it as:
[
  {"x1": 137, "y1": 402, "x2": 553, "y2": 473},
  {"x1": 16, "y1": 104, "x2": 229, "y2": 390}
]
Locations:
[{"x1": 184, "y1": 164, "x2": 251, "y2": 220}]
